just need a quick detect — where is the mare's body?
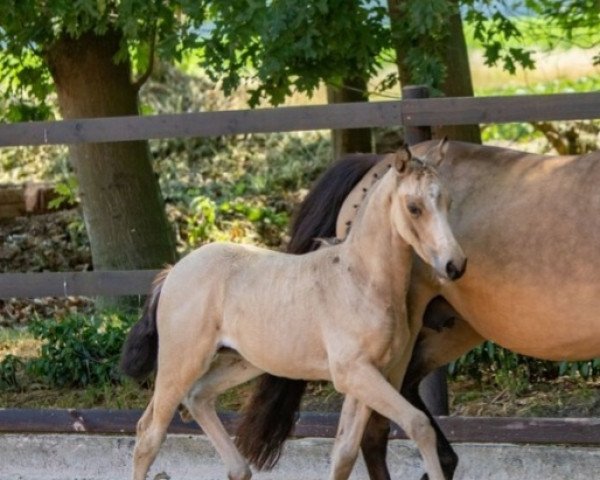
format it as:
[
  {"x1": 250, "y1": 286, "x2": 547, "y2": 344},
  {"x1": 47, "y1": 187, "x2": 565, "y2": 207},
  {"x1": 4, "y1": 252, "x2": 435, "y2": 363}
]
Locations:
[
  {"x1": 338, "y1": 141, "x2": 600, "y2": 360},
  {"x1": 237, "y1": 140, "x2": 600, "y2": 480}
]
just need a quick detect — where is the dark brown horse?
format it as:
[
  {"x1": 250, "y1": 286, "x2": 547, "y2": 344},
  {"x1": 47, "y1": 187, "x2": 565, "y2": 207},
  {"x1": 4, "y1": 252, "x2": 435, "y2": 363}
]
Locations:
[{"x1": 235, "y1": 140, "x2": 600, "y2": 480}]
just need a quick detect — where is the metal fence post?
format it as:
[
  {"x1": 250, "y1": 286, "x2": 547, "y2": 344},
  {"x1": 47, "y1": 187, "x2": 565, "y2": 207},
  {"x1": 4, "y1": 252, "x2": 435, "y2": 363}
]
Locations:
[{"x1": 402, "y1": 84, "x2": 449, "y2": 416}]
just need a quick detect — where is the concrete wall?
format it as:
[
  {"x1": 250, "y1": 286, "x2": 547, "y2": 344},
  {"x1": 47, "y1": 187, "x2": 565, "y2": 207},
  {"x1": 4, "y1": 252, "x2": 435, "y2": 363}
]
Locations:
[{"x1": 1, "y1": 433, "x2": 599, "y2": 479}]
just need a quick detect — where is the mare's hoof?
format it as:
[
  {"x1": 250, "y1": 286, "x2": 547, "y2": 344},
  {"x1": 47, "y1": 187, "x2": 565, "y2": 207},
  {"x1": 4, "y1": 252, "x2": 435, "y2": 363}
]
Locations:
[
  {"x1": 420, "y1": 470, "x2": 454, "y2": 479},
  {"x1": 177, "y1": 404, "x2": 193, "y2": 423}
]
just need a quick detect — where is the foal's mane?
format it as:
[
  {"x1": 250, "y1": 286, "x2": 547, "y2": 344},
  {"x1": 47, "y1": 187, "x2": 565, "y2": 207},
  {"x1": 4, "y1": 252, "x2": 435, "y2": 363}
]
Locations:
[
  {"x1": 315, "y1": 237, "x2": 343, "y2": 247},
  {"x1": 341, "y1": 154, "x2": 434, "y2": 240}
]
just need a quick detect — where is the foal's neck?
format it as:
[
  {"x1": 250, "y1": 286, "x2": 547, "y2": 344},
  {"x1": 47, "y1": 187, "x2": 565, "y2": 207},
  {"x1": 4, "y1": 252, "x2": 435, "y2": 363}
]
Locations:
[{"x1": 341, "y1": 171, "x2": 413, "y2": 303}]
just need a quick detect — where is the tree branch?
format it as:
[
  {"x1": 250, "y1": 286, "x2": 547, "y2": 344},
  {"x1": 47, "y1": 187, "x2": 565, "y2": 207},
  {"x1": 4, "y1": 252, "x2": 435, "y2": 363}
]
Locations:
[{"x1": 131, "y1": 22, "x2": 157, "y2": 92}]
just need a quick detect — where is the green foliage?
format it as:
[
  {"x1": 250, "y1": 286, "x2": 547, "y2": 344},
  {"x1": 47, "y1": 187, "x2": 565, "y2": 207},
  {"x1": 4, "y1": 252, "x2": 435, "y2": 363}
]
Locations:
[
  {"x1": 27, "y1": 312, "x2": 135, "y2": 387},
  {"x1": 141, "y1": 65, "x2": 331, "y2": 251},
  {"x1": 201, "y1": 0, "x2": 389, "y2": 106},
  {"x1": 464, "y1": 12, "x2": 600, "y2": 52},
  {"x1": 526, "y1": 0, "x2": 600, "y2": 56},
  {"x1": 388, "y1": 0, "x2": 454, "y2": 90},
  {"x1": 161, "y1": 129, "x2": 329, "y2": 250},
  {"x1": 48, "y1": 176, "x2": 79, "y2": 210},
  {"x1": 463, "y1": 0, "x2": 599, "y2": 70},
  {"x1": 0, "y1": 51, "x2": 55, "y2": 122},
  {"x1": 0, "y1": 0, "x2": 206, "y2": 121},
  {"x1": 464, "y1": 3, "x2": 535, "y2": 74},
  {"x1": 0, "y1": 312, "x2": 136, "y2": 389},
  {"x1": 201, "y1": 0, "x2": 598, "y2": 103},
  {"x1": 184, "y1": 195, "x2": 288, "y2": 246},
  {"x1": 449, "y1": 341, "x2": 600, "y2": 392},
  {"x1": 1, "y1": 0, "x2": 597, "y2": 118}
]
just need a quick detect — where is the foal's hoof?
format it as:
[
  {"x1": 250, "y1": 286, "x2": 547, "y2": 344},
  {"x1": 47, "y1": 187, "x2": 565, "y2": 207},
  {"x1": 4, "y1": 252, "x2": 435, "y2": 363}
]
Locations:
[
  {"x1": 153, "y1": 472, "x2": 171, "y2": 480},
  {"x1": 228, "y1": 466, "x2": 252, "y2": 480}
]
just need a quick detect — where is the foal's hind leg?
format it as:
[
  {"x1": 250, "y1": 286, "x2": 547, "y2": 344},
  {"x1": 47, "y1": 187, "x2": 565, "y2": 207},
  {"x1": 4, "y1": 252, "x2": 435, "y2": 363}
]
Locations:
[
  {"x1": 133, "y1": 381, "x2": 193, "y2": 480},
  {"x1": 329, "y1": 395, "x2": 372, "y2": 480},
  {"x1": 182, "y1": 351, "x2": 263, "y2": 480},
  {"x1": 132, "y1": 340, "x2": 218, "y2": 480},
  {"x1": 332, "y1": 362, "x2": 445, "y2": 480}
]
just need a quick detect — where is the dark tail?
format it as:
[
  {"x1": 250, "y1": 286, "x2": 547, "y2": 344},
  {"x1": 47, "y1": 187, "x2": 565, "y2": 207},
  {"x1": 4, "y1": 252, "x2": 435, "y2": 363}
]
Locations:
[
  {"x1": 120, "y1": 268, "x2": 170, "y2": 380},
  {"x1": 235, "y1": 153, "x2": 382, "y2": 469}
]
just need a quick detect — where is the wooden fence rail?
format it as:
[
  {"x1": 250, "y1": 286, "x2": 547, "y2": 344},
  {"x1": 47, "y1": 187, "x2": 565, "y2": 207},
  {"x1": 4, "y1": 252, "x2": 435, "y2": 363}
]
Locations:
[
  {"x1": 1, "y1": 409, "x2": 599, "y2": 445},
  {"x1": 0, "y1": 92, "x2": 599, "y2": 147},
  {"x1": 0, "y1": 270, "x2": 159, "y2": 299}
]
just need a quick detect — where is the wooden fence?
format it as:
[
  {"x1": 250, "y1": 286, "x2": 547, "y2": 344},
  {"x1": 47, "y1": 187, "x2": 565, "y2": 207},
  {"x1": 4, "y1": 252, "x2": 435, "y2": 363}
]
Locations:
[
  {"x1": 1, "y1": 88, "x2": 600, "y2": 442},
  {"x1": 2, "y1": 408, "x2": 600, "y2": 445},
  {"x1": 1, "y1": 89, "x2": 599, "y2": 300}
]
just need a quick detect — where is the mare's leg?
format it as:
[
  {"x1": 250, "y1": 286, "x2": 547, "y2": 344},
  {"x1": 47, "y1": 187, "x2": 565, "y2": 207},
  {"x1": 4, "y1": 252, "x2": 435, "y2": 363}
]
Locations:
[
  {"x1": 405, "y1": 315, "x2": 484, "y2": 480},
  {"x1": 182, "y1": 351, "x2": 263, "y2": 480},
  {"x1": 332, "y1": 361, "x2": 445, "y2": 480},
  {"x1": 132, "y1": 336, "x2": 218, "y2": 480},
  {"x1": 361, "y1": 314, "x2": 483, "y2": 480},
  {"x1": 328, "y1": 396, "x2": 372, "y2": 480}
]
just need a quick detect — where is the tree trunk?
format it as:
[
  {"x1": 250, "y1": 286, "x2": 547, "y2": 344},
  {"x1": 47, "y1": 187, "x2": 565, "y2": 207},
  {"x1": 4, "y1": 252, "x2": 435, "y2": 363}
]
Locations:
[
  {"x1": 45, "y1": 31, "x2": 177, "y2": 274},
  {"x1": 327, "y1": 76, "x2": 373, "y2": 159},
  {"x1": 435, "y1": 6, "x2": 481, "y2": 143},
  {"x1": 387, "y1": 0, "x2": 481, "y2": 144}
]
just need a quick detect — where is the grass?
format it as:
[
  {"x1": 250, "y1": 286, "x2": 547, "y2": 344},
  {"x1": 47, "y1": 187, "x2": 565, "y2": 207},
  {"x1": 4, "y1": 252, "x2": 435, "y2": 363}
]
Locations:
[
  {"x1": 451, "y1": 376, "x2": 600, "y2": 418},
  {"x1": 0, "y1": 327, "x2": 39, "y2": 359},
  {"x1": 1, "y1": 382, "x2": 150, "y2": 409}
]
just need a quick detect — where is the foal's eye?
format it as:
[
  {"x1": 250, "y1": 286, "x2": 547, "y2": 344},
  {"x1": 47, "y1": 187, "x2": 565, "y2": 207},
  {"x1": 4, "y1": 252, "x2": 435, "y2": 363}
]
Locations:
[{"x1": 407, "y1": 204, "x2": 422, "y2": 217}]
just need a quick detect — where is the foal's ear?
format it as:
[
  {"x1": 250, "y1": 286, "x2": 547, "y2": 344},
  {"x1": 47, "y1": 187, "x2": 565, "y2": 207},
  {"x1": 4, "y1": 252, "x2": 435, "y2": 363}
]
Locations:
[
  {"x1": 423, "y1": 136, "x2": 448, "y2": 167},
  {"x1": 393, "y1": 144, "x2": 412, "y2": 173}
]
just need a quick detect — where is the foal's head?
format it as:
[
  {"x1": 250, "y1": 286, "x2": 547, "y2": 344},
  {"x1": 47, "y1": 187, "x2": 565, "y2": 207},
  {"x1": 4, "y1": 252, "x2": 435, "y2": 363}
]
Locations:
[{"x1": 389, "y1": 142, "x2": 467, "y2": 281}]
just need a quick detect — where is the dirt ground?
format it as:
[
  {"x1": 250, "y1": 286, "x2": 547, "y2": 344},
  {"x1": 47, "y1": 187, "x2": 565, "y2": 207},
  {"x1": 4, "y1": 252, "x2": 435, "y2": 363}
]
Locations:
[{"x1": 0, "y1": 209, "x2": 94, "y2": 326}]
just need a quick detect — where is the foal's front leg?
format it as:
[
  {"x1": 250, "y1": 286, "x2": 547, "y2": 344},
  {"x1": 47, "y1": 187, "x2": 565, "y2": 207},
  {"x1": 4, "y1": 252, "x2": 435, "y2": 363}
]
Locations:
[
  {"x1": 329, "y1": 395, "x2": 372, "y2": 480},
  {"x1": 361, "y1": 317, "x2": 485, "y2": 480},
  {"x1": 332, "y1": 362, "x2": 445, "y2": 480}
]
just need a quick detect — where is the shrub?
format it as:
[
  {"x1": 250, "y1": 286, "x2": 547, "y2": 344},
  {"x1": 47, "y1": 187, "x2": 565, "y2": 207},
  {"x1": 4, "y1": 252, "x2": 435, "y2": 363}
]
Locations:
[
  {"x1": 0, "y1": 311, "x2": 136, "y2": 389},
  {"x1": 0, "y1": 354, "x2": 23, "y2": 389},
  {"x1": 448, "y1": 340, "x2": 600, "y2": 391}
]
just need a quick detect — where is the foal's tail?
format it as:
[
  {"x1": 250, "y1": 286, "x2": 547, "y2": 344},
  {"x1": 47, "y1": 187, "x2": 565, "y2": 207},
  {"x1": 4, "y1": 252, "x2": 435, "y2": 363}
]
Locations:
[
  {"x1": 235, "y1": 153, "x2": 382, "y2": 470},
  {"x1": 120, "y1": 268, "x2": 171, "y2": 380}
]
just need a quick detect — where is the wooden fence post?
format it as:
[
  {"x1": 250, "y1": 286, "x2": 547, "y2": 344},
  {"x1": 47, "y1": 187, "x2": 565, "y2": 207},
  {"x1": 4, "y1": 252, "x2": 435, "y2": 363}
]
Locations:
[
  {"x1": 402, "y1": 85, "x2": 432, "y2": 145},
  {"x1": 402, "y1": 84, "x2": 449, "y2": 416}
]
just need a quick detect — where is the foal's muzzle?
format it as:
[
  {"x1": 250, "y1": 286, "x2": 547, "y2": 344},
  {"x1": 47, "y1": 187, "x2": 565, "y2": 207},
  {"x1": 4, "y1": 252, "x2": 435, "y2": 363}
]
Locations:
[{"x1": 446, "y1": 258, "x2": 467, "y2": 281}]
